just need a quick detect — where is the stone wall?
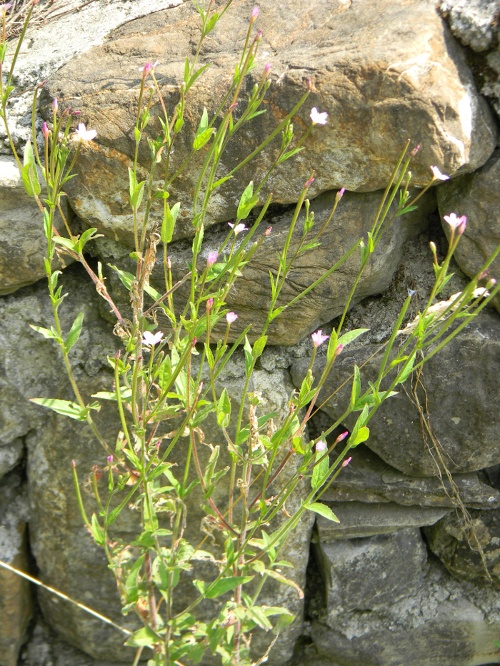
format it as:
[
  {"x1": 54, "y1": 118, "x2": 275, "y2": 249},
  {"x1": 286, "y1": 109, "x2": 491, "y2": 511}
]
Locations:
[{"x1": 1, "y1": 1, "x2": 500, "y2": 665}]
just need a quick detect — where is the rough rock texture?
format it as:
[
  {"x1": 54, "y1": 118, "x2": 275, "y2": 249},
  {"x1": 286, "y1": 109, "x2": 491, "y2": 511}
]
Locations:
[
  {"x1": 315, "y1": 502, "x2": 449, "y2": 540},
  {"x1": 437, "y1": 150, "x2": 500, "y2": 313},
  {"x1": 1, "y1": 0, "x2": 182, "y2": 152},
  {"x1": 437, "y1": 0, "x2": 500, "y2": 52},
  {"x1": 118, "y1": 188, "x2": 432, "y2": 346},
  {"x1": 424, "y1": 508, "x2": 500, "y2": 588},
  {"x1": 0, "y1": 156, "x2": 72, "y2": 296},
  {"x1": 41, "y1": 0, "x2": 496, "y2": 242},
  {"x1": 320, "y1": 445, "x2": 500, "y2": 510},
  {"x1": 308, "y1": 554, "x2": 500, "y2": 666},
  {"x1": 290, "y1": 218, "x2": 500, "y2": 478},
  {"x1": 0, "y1": 471, "x2": 32, "y2": 666}
]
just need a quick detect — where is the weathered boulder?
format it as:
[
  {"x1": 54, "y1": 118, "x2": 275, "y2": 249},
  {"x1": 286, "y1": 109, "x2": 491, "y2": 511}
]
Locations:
[
  {"x1": 0, "y1": 156, "x2": 72, "y2": 295},
  {"x1": 0, "y1": 471, "x2": 32, "y2": 666},
  {"x1": 309, "y1": 552, "x2": 500, "y2": 666},
  {"x1": 99, "y1": 188, "x2": 435, "y2": 345},
  {"x1": 437, "y1": 150, "x2": 500, "y2": 313},
  {"x1": 41, "y1": 0, "x2": 496, "y2": 243},
  {"x1": 437, "y1": 0, "x2": 499, "y2": 52},
  {"x1": 320, "y1": 445, "x2": 500, "y2": 510},
  {"x1": 424, "y1": 508, "x2": 500, "y2": 588},
  {"x1": 315, "y1": 502, "x2": 450, "y2": 540}
]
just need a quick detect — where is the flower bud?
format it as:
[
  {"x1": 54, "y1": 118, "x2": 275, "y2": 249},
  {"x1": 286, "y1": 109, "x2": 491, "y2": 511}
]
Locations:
[{"x1": 42, "y1": 122, "x2": 50, "y2": 139}]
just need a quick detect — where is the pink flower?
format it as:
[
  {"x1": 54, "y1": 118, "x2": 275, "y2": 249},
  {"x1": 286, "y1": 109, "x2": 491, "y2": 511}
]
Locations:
[
  {"x1": 73, "y1": 123, "x2": 97, "y2": 142},
  {"x1": 264, "y1": 226, "x2": 272, "y2": 237},
  {"x1": 206, "y1": 298, "x2": 214, "y2": 311},
  {"x1": 226, "y1": 312, "x2": 238, "y2": 324},
  {"x1": 228, "y1": 222, "x2": 247, "y2": 235},
  {"x1": 139, "y1": 61, "x2": 159, "y2": 78},
  {"x1": 207, "y1": 251, "x2": 218, "y2": 267},
  {"x1": 310, "y1": 107, "x2": 328, "y2": 125},
  {"x1": 250, "y1": 5, "x2": 260, "y2": 21},
  {"x1": 443, "y1": 213, "x2": 466, "y2": 235},
  {"x1": 341, "y1": 456, "x2": 352, "y2": 468},
  {"x1": 336, "y1": 187, "x2": 345, "y2": 201},
  {"x1": 304, "y1": 176, "x2": 315, "y2": 188},
  {"x1": 430, "y1": 166, "x2": 449, "y2": 181},
  {"x1": 311, "y1": 329, "x2": 329, "y2": 347},
  {"x1": 336, "y1": 431, "x2": 349, "y2": 443},
  {"x1": 52, "y1": 98, "x2": 58, "y2": 112},
  {"x1": 42, "y1": 122, "x2": 50, "y2": 139},
  {"x1": 142, "y1": 330, "x2": 164, "y2": 347},
  {"x1": 334, "y1": 343, "x2": 343, "y2": 357},
  {"x1": 315, "y1": 440, "x2": 327, "y2": 452},
  {"x1": 264, "y1": 63, "x2": 271, "y2": 75}
]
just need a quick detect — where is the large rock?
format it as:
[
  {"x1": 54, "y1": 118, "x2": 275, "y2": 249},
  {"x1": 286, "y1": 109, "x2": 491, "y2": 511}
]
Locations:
[
  {"x1": 0, "y1": 471, "x2": 32, "y2": 666},
  {"x1": 0, "y1": 156, "x2": 72, "y2": 295},
  {"x1": 437, "y1": 0, "x2": 499, "y2": 52},
  {"x1": 437, "y1": 150, "x2": 500, "y2": 313},
  {"x1": 100, "y1": 188, "x2": 435, "y2": 345},
  {"x1": 292, "y1": 306, "x2": 500, "y2": 477},
  {"x1": 320, "y1": 445, "x2": 500, "y2": 510},
  {"x1": 41, "y1": 0, "x2": 496, "y2": 243},
  {"x1": 309, "y1": 552, "x2": 500, "y2": 666},
  {"x1": 424, "y1": 508, "x2": 500, "y2": 588}
]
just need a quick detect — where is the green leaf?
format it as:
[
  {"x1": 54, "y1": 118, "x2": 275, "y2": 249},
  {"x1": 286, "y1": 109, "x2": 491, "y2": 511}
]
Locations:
[
  {"x1": 396, "y1": 349, "x2": 417, "y2": 385},
  {"x1": 125, "y1": 626, "x2": 159, "y2": 648},
  {"x1": 216, "y1": 388, "x2": 231, "y2": 428},
  {"x1": 30, "y1": 398, "x2": 99, "y2": 421},
  {"x1": 252, "y1": 335, "x2": 267, "y2": 359},
  {"x1": 161, "y1": 201, "x2": 180, "y2": 243},
  {"x1": 22, "y1": 140, "x2": 41, "y2": 197},
  {"x1": 311, "y1": 447, "x2": 330, "y2": 491},
  {"x1": 76, "y1": 228, "x2": 101, "y2": 253},
  {"x1": 108, "y1": 264, "x2": 134, "y2": 291},
  {"x1": 205, "y1": 575, "x2": 253, "y2": 599},
  {"x1": 237, "y1": 181, "x2": 259, "y2": 220},
  {"x1": 350, "y1": 365, "x2": 361, "y2": 409},
  {"x1": 193, "y1": 127, "x2": 214, "y2": 151},
  {"x1": 90, "y1": 513, "x2": 105, "y2": 546},
  {"x1": 29, "y1": 324, "x2": 62, "y2": 343},
  {"x1": 349, "y1": 425, "x2": 369, "y2": 447},
  {"x1": 184, "y1": 62, "x2": 210, "y2": 94},
  {"x1": 64, "y1": 312, "x2": 84, "y2": 353},
  {"x1": 128, "y1": 167, "x2": 145, "y2": 209},
  {"x1": 338, "y1": 328, "x2": 369, "y2": 347},
  {"x1": 306, "y1": 502, "x2": 340, "y2": 522}
]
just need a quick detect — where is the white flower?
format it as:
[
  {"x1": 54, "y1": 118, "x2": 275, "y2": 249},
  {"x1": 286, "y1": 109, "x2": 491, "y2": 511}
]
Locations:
[
  {"x1": 430, "y1": 166, "x2": 449, "y2": 181},
  {"x1": 443, "y1": 213, "x2": 466, "y2": 234},
  {"x1": 73, "y1": 123, "x2": 97, "y2": 142},
  {"x1": 142, "y1": 330, "x2": 164, "y2": 347},
  {"x1": 310, "y1": 107, "x2": 328, "y2": 125},
  {"x1": 228, "y1": 222, "x2": 248, "y2": 235}
]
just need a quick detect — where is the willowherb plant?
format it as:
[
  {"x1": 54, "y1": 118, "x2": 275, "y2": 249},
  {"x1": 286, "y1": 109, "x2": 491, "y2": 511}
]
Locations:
[{"x1": 1, "y1": 2, "x2": 500, "y2": 665}]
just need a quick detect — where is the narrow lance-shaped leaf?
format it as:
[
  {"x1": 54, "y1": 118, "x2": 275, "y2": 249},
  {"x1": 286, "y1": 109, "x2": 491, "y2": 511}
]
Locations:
[{"x1": 65, "y1": 312, "x2": 84, "y2": 352}]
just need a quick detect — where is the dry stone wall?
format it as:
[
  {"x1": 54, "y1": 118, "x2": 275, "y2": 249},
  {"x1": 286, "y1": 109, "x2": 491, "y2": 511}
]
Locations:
[{"x1": 1, "y1": 1, "x2": 500, "y2": 665}]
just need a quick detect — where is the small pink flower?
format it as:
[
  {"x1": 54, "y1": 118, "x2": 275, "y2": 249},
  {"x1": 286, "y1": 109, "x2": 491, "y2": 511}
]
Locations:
[
  {"x1": 334, "y1": 343, "x2": 343, "y2": 357},
  {"x1": 226, "y1": 312, "x2": 238, "y2": 324},
  {"x1": 336, "y1": 187, "x2": 345, "y2": 201},
  {"x1": 341, "y1": 456, "x2": 352, "y2": 468},
  {"x1": 336, "y1": 431, "x2": 349, "y2": 443},
  {"x1": 264, "y1": 63, "x2": 271, "y2": 75},
  {"x1": 310, "y1": 107, "x2": 328, "y2": 125},
  {"x1": 52, "y1": 98, "x2": 58, "y2": 112},
  {"x1": 315, "y1": 440, "x2": 327, "y2": 452},
  {"x1": 311, "y1": 329, "x2": 329, "y2": 347},
  {"x1": 410, "y1": 144, "x2": 421, "y2": 157},
  {"x1": 264, "y1": 226, "x2": 272, "y2": 237},
  {"x1": 73, "y1": 123, "x2": 97, "y2": 142},
  {"x1": 304, "y1": 176, "x2": 315, "y2": 188},
  {"x1": 139, "y1": 61, "x2": 159, "y2": 78},
  {"x1": 443, "y1": 213, "x2": 467, "y2": 235},
  {"x1": 206, "y1": 298, "x2": 214, "y2": 311},
  {"x1": 250, "y1": 5, "x2": 260, "y2": 21},
  {"x1": 207, "y1": 251, "x2": 218, "y2": 267},
  {"x1": 142, "y1": 330, "x2": 164, "y2": 347},
  {"x1": 430, "y1": 166, "x2": 449, "y2": 181},
  {"x1": 107, "y1": 455, "x2": 113, "y2": 464},
  {"x1": 42, "y1": 122, "x2": 50, "y2": 139},
  {"x1": 228, "y1": 222, "x2": 247, "y2": 235}
]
